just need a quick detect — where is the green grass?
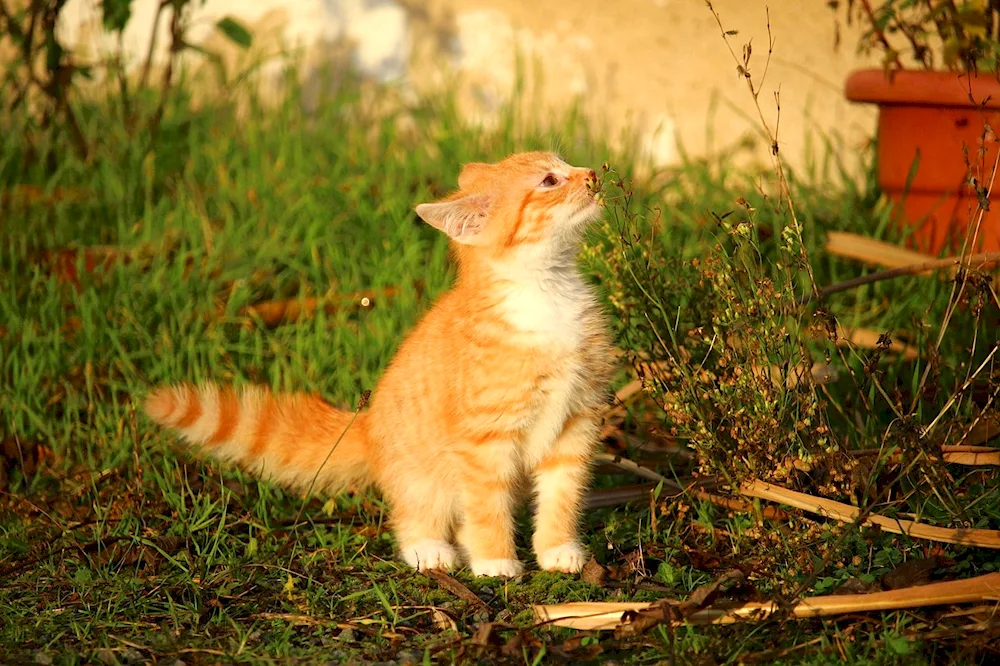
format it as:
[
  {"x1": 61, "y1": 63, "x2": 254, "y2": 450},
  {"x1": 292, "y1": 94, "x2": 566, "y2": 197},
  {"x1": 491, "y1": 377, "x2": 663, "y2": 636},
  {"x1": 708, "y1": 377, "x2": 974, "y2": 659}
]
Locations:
[{"x1": 1, "y1": 74, "x2": 998, "y2": 665}]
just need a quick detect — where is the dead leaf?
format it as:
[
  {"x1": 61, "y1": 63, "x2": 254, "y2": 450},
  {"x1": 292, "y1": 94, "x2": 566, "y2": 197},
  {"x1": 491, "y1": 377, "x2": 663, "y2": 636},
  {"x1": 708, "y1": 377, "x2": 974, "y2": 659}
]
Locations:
[
  {"x1": 424, "y1": 569, "x2": 489, "y2": 612},
  {"x1": 687, "y1": 548, "x2": 723, "y2": 571},
  {"x1": 42, "y1": 247, "x2": 122, "y2": 288},
  {"x1": 880, "y1": 556, "x2": 955, "y2": 591},
  {"x1": 430, "y1": 607, "x2": 458, "y2": 632},
  {"x1": 556, "y1": 635, "x2": 604, "y2": 660},
  {"x1": 470, "y1": 622, "x2": 501, "y2": 648},
  {"x1": 1, "y1": 438, "x2": 47, "y2": 482},
  {"x1": 961, "y1": 415, "x2": 1000, "y2": 447},
  {"x1": 688, "y1": 569, "x2": 744, "y2": 608},
  {"x1": 1, "y1": 185, "x2": 92, "y2": 207},
  {"x1": 580, "y1": 557, "x2": 608, "y2": 586},
  {"x1": 620, "y1": 549, "x2": 649, "y2": 578},
  {"x1": 831, "y1": 577, "x2": 874, "y2": 596},
  {"x1": 615, "y1": 600, "x2": 680, "y2": 638}
]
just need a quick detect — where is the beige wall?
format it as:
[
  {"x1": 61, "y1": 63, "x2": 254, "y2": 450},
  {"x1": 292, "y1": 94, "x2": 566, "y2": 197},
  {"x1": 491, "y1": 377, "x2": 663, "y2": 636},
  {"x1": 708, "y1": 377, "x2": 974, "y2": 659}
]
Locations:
[{"x1": 50, "y1": 0, "x2": 879, "y2": 175}]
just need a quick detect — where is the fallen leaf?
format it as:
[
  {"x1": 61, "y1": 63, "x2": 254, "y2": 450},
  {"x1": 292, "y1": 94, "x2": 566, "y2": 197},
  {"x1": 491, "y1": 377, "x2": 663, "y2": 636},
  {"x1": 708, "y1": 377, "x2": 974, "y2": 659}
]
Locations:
[
  {"x1": 470, "y1": 622, "x2": 501, "y2": 648},
  {"x1": 880, "y1": 556, "x2": 955, "y2": 591},
  {"x1": 500, "y1": 630, "x2": 542, "y2": 658},
  {"x1": 2, "y1": 185, "x2": 92, "y2": 207},
  {"x1": 431, "y1": 607, "x2": 458, "y2": 632},
  {"x1": 580, "y1": 557, "x2": 608, "y2": 586},
  {"x1": 424, "y1": 569, "x2": 489, "y2": 612},
  {"x1": 556, "y1": 634, "x2": 604, "y2": 660},
  {"x1": 831, "y1": 577, "x2": 874, "y2": 596},
  {"x1": 687, "y1": 548, "x2": 723, "y2": 570},
  {"x1": 615, "y1": 600, "x2": 680, "y2": 638},
  {"x1": 688, "y1": 569, "x2": 744, "y2": 608}
]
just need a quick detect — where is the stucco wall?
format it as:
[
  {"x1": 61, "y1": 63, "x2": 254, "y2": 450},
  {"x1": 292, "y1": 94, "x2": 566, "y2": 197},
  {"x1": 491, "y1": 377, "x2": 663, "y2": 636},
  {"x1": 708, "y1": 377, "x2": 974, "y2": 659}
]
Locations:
[{"x1": 51, "y1": 0, "x2": 879, "y2": 174}]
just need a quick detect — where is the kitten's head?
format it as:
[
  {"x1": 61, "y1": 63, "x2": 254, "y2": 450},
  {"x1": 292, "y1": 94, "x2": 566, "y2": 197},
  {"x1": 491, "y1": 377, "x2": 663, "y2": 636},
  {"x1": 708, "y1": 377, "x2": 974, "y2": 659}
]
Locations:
[{"x1": 414, "y1": 152, "x2": 600, "y2": 264}]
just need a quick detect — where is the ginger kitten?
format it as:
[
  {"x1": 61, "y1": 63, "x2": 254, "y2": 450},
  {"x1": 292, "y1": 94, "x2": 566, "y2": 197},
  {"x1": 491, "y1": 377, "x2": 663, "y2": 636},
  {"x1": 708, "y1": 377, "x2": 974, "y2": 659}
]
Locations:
[{"x1": 144, "y1": 151, "x2": 615, "y2": 577}]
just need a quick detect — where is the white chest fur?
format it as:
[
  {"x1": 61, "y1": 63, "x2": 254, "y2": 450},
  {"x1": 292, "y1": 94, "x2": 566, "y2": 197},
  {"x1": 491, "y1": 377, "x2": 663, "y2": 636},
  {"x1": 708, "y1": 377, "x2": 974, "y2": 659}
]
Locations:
[
  {"x1": 499, "y1": 265, "x2": 593, "y2": 346},
  {"x1": 496, "y1": 264, "x2": 594, "y2": 462}
]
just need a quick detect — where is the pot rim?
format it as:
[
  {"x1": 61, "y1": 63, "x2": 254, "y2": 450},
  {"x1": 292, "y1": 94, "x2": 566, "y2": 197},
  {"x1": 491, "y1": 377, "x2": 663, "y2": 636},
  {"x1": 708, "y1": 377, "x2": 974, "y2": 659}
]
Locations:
[{"x1": 845, "y1": 68, "x2": 1000, "y2": 109}]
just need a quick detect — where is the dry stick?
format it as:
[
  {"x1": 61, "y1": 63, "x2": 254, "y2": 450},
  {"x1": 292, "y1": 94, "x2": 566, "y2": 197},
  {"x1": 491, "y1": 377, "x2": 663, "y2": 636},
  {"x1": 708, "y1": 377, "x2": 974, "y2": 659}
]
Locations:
[
  {"x1": 799, "y1": 252, "x2": 1000, "y2": 306},
  {"x1": 740, "y1": 480, "x2": 1000, "y2": 549},
  {"x1": 533, "y1": 571, "x2": 1000, "y2": 631},
  {"x1": 423, "y1": 570, "x2": 488, "y2": 612},
  {"x1": 599, "y1": 376, "x2": 651, "y2": 440},
  {"x1": 595, "y1": 453, "x2": 789, "y2": 521},
  {"x1": 851, "y1": 445, "x2": 1000, "y2": 466},
  {"x1": 148, "y1": 4, "x2": 182, "y2": 143},
  {"x1": 600, "y1": 452, "x2": 1000, "y2": 542},
  {"x1": 824, "y1": 231, "x2": 934, "y2": 270},
  {"x1": 611, "y1": 378, "x2": 644, "y2": 406},
  {"x1": 586, "y1": 484, "x2": 658, "y2": 510},
  {"x1": 941, "y1": 450, "x2": 1000, "y2": 466}
]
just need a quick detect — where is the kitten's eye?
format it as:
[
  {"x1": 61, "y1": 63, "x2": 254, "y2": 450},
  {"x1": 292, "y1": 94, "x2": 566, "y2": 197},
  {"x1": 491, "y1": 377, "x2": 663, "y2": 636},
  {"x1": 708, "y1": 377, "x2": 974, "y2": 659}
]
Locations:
[{"x1": 539, "y1": 173, "x2": 559, "y2": 188}]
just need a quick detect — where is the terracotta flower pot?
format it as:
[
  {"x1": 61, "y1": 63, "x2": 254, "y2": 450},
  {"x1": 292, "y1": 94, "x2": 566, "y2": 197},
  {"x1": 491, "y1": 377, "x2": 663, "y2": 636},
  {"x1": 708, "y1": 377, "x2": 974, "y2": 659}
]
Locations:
[{"x1": 845, "y1": 69, "x2": 1000, "y2": 254}]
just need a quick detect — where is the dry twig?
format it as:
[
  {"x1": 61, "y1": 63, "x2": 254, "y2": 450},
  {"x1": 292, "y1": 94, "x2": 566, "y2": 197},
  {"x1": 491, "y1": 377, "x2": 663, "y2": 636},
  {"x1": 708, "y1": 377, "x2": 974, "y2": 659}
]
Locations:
[
  {"x1": 595, "y1": 453, "x2": 789, "y2": 521},
  {"x1": 740, "y1": 480, "x2": 1000, "y2": 549},
  {"x1": 534, "y1": 572, "x2": 1000, "y2": 630},
  {"x1": 824, "y1": 231, "x2": 935, "y2": 269},
  {"x1": 802, "y1": 251, "x2": 1000, "y2": 306}
]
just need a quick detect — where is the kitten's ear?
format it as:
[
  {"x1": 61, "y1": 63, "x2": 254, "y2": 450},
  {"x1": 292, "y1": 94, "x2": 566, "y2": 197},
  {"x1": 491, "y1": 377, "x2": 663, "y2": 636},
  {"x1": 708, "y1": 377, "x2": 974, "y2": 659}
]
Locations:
[
  {"x1": 415, "y1": 194, "x2": 491, "y2": 245},
  {"x1": 458, "y1": 162, "x2": 493, "y2": 190}
]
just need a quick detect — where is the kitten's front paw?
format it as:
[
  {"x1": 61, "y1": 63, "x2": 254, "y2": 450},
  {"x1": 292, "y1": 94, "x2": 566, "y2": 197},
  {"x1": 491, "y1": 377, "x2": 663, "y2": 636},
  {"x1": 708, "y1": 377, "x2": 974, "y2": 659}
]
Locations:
[
  {"x1": 469, "y1": 558, "x2": 524, "y2": 578},
  {"x1": 403, "y1": 539, "x2": 457, "y2": 572},
  {"x1": 537, "y1": 543, "x2": 588, "y2": 573}
]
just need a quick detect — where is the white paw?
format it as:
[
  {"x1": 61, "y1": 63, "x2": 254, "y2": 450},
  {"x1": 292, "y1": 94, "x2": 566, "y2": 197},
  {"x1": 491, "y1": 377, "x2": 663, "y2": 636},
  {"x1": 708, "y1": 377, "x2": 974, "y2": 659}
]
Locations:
[
  {"x1": 469, "y1": 558, "x2": 524, "y2": 578},
  {"x1": 537, "y1": 543, "x2": 588, "y2": 573},
  {"x1": 402, "y1": 539, "x2": 457, "y2": 572}
]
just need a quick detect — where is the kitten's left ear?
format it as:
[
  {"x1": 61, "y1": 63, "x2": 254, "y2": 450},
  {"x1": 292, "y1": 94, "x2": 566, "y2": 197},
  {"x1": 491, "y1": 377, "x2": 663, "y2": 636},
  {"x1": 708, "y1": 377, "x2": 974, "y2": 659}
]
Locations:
[
  {"x1": 458, "y1": 162, "x2": 493, "y2": 190},
  {"x1": 415, "y1": 194, "x2": 491, "y2": 245}
]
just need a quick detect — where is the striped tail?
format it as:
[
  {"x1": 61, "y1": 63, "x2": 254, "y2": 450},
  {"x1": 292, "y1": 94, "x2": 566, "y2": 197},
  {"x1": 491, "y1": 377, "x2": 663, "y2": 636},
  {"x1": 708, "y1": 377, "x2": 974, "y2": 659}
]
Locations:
[{"x1": 143, "y1": 382, "x2": 372, "y2": 494}]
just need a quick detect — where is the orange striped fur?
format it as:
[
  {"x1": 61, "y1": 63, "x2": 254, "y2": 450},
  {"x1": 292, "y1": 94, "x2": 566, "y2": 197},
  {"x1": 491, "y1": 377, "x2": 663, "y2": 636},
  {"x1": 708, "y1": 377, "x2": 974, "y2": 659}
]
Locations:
[{"x1": 145, "y1": 152, "x2": 615, "y2": 577}]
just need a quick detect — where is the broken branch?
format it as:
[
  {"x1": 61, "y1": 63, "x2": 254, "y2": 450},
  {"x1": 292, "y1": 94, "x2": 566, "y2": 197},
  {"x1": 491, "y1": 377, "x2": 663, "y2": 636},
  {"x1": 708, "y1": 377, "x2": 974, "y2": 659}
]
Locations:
[
  {"x1": 802, "y1": 251, "x2": 1000, "y2": 306},
  {"x1": 595, "y1": 453, "x2": 789, "y2": 521},
  {"x1": 534, "y1": 572, "x2": 1000, "y2": 630},
  {"x1": 740, "y1": 480, "x2": 1000, "y2": 549}
]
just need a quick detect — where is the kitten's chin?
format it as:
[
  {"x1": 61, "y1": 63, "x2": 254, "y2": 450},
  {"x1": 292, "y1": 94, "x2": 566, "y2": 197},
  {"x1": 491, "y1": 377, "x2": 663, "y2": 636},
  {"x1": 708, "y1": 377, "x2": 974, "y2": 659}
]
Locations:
[{"x1": 571, "y1": 199, "x2": 603, "y2": 226}]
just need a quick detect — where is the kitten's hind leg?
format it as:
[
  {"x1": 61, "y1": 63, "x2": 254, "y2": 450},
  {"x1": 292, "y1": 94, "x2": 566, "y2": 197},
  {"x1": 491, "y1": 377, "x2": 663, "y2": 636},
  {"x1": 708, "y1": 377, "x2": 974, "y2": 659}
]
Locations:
[
  {"x1": 391, "y1": 492, "x2": 458, "y2": 572},
  {"x1": 531, "y1": 414, "x2": 599, "y2": 573}
]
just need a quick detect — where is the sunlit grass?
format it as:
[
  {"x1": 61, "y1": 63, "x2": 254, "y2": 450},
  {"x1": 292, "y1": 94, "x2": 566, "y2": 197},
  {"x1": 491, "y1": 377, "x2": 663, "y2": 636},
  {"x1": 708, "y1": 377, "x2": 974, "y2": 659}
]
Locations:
[{"x1": 1, "y1": 72, "x2": 994, "y2": 664}]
